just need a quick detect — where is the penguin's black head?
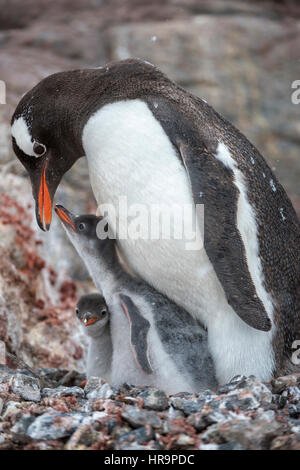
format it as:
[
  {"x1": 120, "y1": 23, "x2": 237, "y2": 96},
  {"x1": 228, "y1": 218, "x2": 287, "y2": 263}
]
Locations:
[
  {"x1": 54, "y1": 204, "x2": 115, "y2": 257},
  {"x1": 11, "y1": 59, "x2": 166, "y2": 232},
  {"x1": 76, "y1": 293, "x2": 109, "y2": 328},
  {"x1": 11, "y1": 71, "x2": 85, "y2": 231}
]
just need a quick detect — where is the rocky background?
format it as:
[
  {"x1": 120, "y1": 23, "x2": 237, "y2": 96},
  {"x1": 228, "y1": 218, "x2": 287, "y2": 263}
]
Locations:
[{"x1": 0, "y1": 0, "x2": 299, "y2": 450}]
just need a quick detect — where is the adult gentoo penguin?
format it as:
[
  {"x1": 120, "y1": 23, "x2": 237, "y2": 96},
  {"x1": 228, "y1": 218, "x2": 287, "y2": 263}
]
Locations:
[{"x1": 11, "y1": 59, "x2": 300, "y2": 384}]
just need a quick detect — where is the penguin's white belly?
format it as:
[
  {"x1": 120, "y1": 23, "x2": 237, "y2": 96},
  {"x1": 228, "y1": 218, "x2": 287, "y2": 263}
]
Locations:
[
  {"x1": 82, "y1": 99, "x2": 275, "y2": 384},
  {"x1": 83, "y1": 99, "x2": 223, "y2": 325}
]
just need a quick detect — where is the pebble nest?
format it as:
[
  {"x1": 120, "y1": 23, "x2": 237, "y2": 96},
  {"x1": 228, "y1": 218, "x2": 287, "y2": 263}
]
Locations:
[{"x1": 0, "y1": 365, "x2": 300, "y2": 450}]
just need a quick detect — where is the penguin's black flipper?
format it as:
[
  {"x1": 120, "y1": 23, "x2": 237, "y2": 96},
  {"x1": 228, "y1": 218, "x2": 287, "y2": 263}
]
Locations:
[
  {"x1": 119, "y1": 294, "x2": 153, "y2": 374},
  {"x1": 176, "y1": 140, "x2": 271, "y2": 332},
  {"x1": 148, "y1": 95, "x2": 271, "y2": 331}
]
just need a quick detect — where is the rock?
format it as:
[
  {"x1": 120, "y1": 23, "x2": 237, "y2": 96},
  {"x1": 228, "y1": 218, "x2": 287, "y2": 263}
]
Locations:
[
  {"x1": 218, "y1": 442, "x2": 245, "y2": 450},
  {"x1": 271, "y1": 434, "x2": 300, "y2": 451},
  {"x1": 0, "y1": 365, "x2": 299, "y2": 450},
  {"x1": 219, "y1": 376, "x2": 273, "y2": 406},
  {"x1": 106, "y1": 10, "x2": 300, "y2": 203},
  {"x1": 42, "y1": 386, "x2": 84, "y2": 399},
  {"x1": 116, "y1": 425, "x2": 155, "y2": 448},
  {"x1": 187, "y1": 409, "x2": 229, "y2": 432},
  {"x1": 116, "y1": 441, "x2": 162, "y2": 451},
  {"x1": 198, "y1": 442, "x2": 220, "y2": 450},
  {"x1": 2, "y1": 401, "x2": 23, "y2": 420},
  {"x1": 122, "y1": 405, "x2": 162, "y2": 429},
  {"x1": 10, "y1": 414, "x2": 36, "y2": 434},
  {"x1": 27, "y1": 410, "x2": 84, "y2": 440},
  {"x1": 203, "y1": 413, "x2": 282, "y2": 450},
  {"x1": 66, "y1": 424, "x2": 104, "y2": 450},
  {"x1": 85, "y1": 377, "x2": 116, "y2": 400},
  {"x1": 165, "y1": 406, "x2": 185, "y2": 420},
  {"x1": 0, "y1": 174, "x2": 86, "y2": 372},
  {"x1": 170, "y1": 391, "x2": 215, "y2": 416},
  {"x1": 138, "y1": 389, "x2": 169, "y2": 411},
  {"x1": 37, "y1": 368, "x2": 85, "y2": 387},
  {"x1": 272, "y1": 374, "x2": 300, "y2": 394},
  {"x1": 0, "y1": 365, "x2": 15, "y2": 383},
  {"x1": 176, "y1": 433, "x2": 195, "y2": 447},
  {"x1": 11, "y1": 373, "x2": 41, "y2": 402},
  {"x1": 0, "y1": 341, "x2": 5, "y2": 364},
  {"x1": 84, "y1": 377, "x2": 106, "y2": 394}
]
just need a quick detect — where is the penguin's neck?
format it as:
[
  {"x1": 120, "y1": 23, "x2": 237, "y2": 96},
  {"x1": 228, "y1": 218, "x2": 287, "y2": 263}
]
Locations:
[
  {"x1": 86, "y1": 322, "x2": 112, "y2": 381},
  {"x1": 82, "y1": 240, "x2": 132, "y2": 300},
  {"x1": 85, "y1": 321, "x2": 109, "y2": 339}
]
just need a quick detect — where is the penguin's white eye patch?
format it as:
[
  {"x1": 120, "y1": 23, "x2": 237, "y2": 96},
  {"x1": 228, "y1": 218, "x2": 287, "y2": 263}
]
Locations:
[
  {"x1": 11, "y1": 116, "x2": 35, "y2": 157},
  {"x1": 33, "y1": 141, "x2": 46, "y2": 157}
]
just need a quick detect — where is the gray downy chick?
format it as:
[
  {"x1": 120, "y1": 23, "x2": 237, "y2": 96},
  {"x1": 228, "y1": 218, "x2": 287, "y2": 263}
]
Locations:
[
  {"x1": 76, "y1": 293, "x2": 112, "y2": 381},
  {"x1": 55, "y1": 204, "x2": 217, "y2": 394}
]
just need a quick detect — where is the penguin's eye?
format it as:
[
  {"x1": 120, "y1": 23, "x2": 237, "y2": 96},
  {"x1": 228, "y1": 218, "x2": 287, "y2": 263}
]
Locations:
[
  {"x1": 101, "y1": 310, "x2": 106, "y2": 317},
  {"x1": 33, "y1": 141, "x2": 46, "y2": 157},
  {"x1": 78, "y1": 223, "x2": 86, "y2": 231},
  {"x1": 75, "y1": 307, "x2": 79, "y2": 315}
]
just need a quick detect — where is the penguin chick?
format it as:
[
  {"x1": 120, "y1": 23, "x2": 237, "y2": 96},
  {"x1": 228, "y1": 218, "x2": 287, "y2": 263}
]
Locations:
[
  {"x1": 56, "y1": 204, "x2": 217, "y2": 394},
  {"x1": 76, "y1": 293, "x2": 112, "y2": 381}
]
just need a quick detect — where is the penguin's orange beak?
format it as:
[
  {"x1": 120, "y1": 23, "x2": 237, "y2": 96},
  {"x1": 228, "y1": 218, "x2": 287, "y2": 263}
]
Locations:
[
  {"x1": 38, "y1": 163, "x2": 52, "y2": 230},
  {"x1": 54, "y1": 204, "x2": 76, "y2": 231},
  {"x1": 81, "y1": 316, "x2": 99, "y2": 327}
]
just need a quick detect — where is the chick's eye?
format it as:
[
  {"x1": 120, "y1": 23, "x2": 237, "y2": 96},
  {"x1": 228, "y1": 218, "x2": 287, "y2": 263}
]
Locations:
[
  {"x1": 75, "y1": 308, "x2": 79, "y2": 315},
  {"x1": 33, "y1": 141, "x2": 46, "y2": 157},
  {"x1": 78, "y1": 223, "x2": 85, "y2": 231}
]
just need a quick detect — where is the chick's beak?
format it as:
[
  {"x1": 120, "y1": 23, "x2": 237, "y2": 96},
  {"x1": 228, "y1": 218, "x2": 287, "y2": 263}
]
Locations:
[
  {"x1": 81, "y1": 315, "x2": 99, "y2": 327},
  {"x1": 54, "y1": 204, "x2": 76, "y2": 230}
]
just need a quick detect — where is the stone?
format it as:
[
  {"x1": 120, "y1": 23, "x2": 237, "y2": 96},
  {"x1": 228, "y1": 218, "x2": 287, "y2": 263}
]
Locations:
[
  {"x1": 170, "y1": 395, "x2": 212, "y2": 416},
  {"x1": 271, "y1": 374, "x2": 300, "y2": 394},
  {"x1": 117, "y1": 425, "x2": 155, "y2": 447},
  {"x1": 0, "y1": 341, "x2": 5, "y2": 364},
  {"x1": 85, "y1": 378, "x2": 116, "y2": 400},
  {"x1": 10, "y1": 414, "x2": 36, "y2": 434},
  {"x1": 204, "y1": 414, "x2": 282, "y2": 450},
  {"x1": 271, "y1": 434, "x2": 300, "y2": 451},
  {"x1": 198, "y1": 443, "x2": 220, "y2": 450},
  {"x1": 2, "y1": 401, "x2": 23, "y2": 420},
  {"x1": 84, "y1": 377, "x2": 106, "y2": 394},
  {"x1": 138, "y1": 389, "x2": 169, "y2": 411},
  {"x1": 176, "y1": 434, "x2": 195, "y2": 447},
  {"x1": 66, "y1": 425, "x2": 103, "y2": 450},
  {"x1": 27, "y1": 410, "x2": 84, "y2": 440},
  {"x1": 11, "y1": 373, "x2": 41, "y2": 402},
  {"x1": 219, "y1": 376, "x2": 273, "y2": 406},
  {"x1": 0, "y1": 365, "x2": 15, "y2": 384},
  {"x1": 122, "y1": 405, "x2": 162, "y2": 429},
  {"x1": 165, "y1": 406, "x2": 185, "y2": 420},
  {"x1": 42, "y1": 386, "x2": 84, "y2": 399}
]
